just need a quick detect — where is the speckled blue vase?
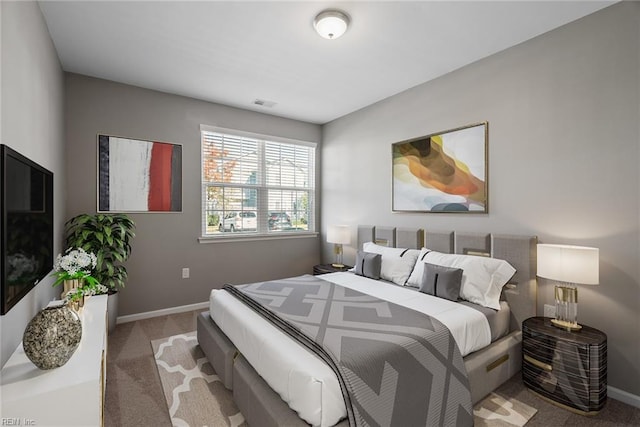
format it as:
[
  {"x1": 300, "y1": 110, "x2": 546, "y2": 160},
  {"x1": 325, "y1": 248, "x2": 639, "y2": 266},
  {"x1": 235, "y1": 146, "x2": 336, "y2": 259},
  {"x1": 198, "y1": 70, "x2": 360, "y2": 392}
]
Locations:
[{"x1": 23, "y1": 304, "x2": 82, "y2": 370}]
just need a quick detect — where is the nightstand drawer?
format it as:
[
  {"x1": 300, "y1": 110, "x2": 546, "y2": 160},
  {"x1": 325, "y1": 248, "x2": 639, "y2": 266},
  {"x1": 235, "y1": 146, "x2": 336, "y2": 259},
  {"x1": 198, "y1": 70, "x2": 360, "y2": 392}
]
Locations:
[
  {"x1": 523, "y1": 339, "x2": 590, "y2": 375},
  {"x1": 522, "y1": 316, "x2": 607, "y2": 415}
]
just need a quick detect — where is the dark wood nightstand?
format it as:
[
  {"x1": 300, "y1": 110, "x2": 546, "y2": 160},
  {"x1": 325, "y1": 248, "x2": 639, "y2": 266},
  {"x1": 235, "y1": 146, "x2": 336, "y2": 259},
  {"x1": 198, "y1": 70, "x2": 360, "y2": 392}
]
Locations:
[
  {"x1": 522, "y1": 316, "x2": 607, "y2": 415},
  {"x1": 313, "y1": 263, "x2": 352, "y2": 275}
]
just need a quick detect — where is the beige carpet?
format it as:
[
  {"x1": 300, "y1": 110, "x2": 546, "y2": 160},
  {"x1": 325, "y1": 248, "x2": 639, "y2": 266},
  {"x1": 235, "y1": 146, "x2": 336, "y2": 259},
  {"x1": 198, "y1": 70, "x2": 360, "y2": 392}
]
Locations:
[{"x1": 152, "y1": 331, "x2": 538, "y2": 427}]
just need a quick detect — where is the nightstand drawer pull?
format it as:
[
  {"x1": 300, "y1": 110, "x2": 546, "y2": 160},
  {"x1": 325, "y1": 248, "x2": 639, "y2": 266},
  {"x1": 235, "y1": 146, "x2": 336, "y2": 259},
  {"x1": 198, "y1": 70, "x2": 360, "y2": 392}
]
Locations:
[{"x1": 524, "y1": 354, "x2": 552, "y2": 372}]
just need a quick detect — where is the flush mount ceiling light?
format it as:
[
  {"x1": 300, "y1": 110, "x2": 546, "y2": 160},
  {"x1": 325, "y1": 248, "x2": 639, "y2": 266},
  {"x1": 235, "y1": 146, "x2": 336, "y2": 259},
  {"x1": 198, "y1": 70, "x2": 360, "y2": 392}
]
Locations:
[{"x1": 313, "y1": 9, "x2": 350, "y2": 40}]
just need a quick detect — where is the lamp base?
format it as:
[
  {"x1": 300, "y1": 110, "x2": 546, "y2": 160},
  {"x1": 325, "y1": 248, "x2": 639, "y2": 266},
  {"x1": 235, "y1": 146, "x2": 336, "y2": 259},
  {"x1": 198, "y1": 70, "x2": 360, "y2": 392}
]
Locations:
[
  {"x1": 551, "y1": 318, "x2": 582, "y2": 332},
  {"x1": 331, "y1": 263, "x2": 345, "y2": 269}
]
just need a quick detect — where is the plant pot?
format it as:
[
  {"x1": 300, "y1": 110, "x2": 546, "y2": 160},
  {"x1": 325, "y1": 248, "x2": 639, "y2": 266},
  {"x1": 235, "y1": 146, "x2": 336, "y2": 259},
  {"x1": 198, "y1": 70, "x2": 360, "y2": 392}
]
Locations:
[
  {"x1": 23, "y1": 303, "x2": 82, "y2": 370},
  {"x1": 107, "y1": 290, "x2": 118, "y2": 334}
]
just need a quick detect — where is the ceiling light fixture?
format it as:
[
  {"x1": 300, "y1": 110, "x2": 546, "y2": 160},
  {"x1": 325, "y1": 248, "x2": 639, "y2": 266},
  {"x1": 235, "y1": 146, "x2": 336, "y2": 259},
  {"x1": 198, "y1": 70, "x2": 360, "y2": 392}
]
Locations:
[{"x1": 313, "y1": 9, "x2": 350, "y2": 40}]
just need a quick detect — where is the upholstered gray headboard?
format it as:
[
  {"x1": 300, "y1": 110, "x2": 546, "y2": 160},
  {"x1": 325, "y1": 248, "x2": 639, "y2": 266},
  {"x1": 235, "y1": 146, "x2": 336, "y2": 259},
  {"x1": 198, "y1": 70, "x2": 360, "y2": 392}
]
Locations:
[{"x1": 357, "y1": 225, "x2": 537, "y2": 331}]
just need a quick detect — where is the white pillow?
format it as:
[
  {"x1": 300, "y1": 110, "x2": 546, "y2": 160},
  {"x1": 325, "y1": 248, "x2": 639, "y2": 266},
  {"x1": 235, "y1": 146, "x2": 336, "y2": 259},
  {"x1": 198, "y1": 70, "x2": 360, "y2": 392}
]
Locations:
[
  {"x1": 407, "y1": 248, "x2": 516, "y2": 310},
  {"x1": 406, "y1": 248, "x2": 431, "y2": 288},
  {"x1": 362, "y1": 242, "x2": 419, "y2": 286}
]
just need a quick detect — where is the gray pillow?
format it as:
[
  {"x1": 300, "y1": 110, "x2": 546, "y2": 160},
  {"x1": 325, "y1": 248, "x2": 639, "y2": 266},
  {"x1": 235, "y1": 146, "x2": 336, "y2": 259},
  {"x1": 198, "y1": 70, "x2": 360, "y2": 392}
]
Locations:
[
  {"x1": 354, "y1": 251, "x2": 382, "y2": 280},
  {"x1": 419, "y1": 263, "x2": 463, "y2": 301}
]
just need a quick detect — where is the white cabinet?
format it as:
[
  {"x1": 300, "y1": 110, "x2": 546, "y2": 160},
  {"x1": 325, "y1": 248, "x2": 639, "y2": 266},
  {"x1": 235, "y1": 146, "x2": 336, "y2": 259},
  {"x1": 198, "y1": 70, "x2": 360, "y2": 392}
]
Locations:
[{"x1": 0, "y1": 295, "x2": 108, "y2": 426}]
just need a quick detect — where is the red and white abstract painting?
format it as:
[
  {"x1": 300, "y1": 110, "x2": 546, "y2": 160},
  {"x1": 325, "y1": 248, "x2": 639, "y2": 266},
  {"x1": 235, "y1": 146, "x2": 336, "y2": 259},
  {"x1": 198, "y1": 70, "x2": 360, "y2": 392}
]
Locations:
[{"x1": 98, "y1": 135, "x2": 182, "y2": 212}]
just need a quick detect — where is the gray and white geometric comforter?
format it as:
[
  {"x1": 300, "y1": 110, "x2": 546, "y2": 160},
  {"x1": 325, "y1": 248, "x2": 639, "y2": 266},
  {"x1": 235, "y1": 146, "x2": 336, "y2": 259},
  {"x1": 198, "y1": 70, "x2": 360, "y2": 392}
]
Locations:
[{"x1": 223, "y1": 274, "x2": 473, "y2": 427}]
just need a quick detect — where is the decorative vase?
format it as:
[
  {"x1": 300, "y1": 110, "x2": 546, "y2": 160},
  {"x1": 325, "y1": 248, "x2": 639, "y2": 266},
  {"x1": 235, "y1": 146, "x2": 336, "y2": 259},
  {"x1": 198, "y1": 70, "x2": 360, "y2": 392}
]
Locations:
[
  {"x1": 68, "y1": 295, "x2": 85, "y2": 312},
  {"x1": 22, "y1": 303, "x2": 82, "y2": 370},
  {"x1": 62, "y1": 278, "x2": 82, "y2": 297}
]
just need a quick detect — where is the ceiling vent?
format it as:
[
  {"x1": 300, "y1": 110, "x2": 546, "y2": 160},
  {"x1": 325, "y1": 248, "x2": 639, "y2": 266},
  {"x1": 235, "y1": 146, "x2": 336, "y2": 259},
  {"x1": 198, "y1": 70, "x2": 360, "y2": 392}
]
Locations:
[{"x1": 253, "y1": 99, "x2": 277, "y2": 108}]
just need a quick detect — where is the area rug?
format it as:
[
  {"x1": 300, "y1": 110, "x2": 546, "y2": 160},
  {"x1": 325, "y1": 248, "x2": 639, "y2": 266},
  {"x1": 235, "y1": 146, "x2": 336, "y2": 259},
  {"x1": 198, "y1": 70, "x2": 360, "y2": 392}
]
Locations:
[
  {"x1": 473, "y1": 392, "x2": 538, "y2": 426},
  {"x1": 151, "y1": 332, "x2": 246, "y2": 427},
  {"x1": 153, "y1": 332, "x2": 537, "y2": 427}
]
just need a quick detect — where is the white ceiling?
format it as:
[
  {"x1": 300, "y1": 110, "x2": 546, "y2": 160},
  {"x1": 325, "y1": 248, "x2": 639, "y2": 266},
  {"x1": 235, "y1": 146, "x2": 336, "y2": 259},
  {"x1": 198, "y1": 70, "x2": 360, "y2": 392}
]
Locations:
[{"x1": 38, "y1": 1, "x2": 615, "y2": 124}]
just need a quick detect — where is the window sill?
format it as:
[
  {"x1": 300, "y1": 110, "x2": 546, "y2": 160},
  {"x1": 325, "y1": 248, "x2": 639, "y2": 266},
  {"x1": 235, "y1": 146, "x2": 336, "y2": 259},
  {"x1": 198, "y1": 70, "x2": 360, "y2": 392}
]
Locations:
[{"x1": 198, "y1": 232, "x2": 319, "y2": 244}]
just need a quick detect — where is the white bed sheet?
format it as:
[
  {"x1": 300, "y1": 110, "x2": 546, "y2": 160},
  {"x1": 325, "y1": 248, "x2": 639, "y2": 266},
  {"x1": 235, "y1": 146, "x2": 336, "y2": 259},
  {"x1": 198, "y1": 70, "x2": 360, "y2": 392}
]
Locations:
[{"x1": 209, "y1": 272, "x2": 492, "y2": 427}]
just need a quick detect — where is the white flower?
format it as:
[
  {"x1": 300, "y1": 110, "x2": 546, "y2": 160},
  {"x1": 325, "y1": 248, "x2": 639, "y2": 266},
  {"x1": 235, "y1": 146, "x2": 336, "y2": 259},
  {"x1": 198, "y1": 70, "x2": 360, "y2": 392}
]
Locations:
[
  {"x1": 81, "y1": 284, "x2": 108, "y2": 296},
  {"x1": 64, "y1": 283, "x2": 108, "y2": 303},
  {"x1": 54, "y1": 248, "x2": 97, "y2": 276}
]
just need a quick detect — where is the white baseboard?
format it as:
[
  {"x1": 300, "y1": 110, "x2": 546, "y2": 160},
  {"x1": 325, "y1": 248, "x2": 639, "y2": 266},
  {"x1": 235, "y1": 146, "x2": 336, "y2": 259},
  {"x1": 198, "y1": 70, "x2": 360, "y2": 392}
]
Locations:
[
  {"x1": 608, "y1": 385, "x2": 640, "y2": 409},
  {"x1": 116, "y1": 301, "x2": 209, "y2": 324}
]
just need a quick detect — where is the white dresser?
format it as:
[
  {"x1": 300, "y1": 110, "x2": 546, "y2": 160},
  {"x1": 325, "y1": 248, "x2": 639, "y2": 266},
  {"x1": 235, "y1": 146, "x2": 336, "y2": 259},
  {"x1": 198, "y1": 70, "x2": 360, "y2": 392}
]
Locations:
[{"x1": 0, "y1": 295, "x2": 108, "y2": 426}]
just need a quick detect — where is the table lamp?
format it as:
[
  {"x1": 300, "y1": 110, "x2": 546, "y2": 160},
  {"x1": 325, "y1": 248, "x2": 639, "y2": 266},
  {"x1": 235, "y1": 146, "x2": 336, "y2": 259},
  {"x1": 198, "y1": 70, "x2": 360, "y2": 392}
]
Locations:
[
  {"x1": 537, "y1": 244, "x2": 599, "y2": 331},
  {"x1": 327, "y1": 225, "x2": 350, "y2": 268}
]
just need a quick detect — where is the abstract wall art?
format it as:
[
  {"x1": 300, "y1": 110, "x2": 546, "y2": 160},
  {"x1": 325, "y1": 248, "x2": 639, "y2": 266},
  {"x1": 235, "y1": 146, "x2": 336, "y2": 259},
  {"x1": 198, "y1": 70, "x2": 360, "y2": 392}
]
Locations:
[
  {"x1": 392, "y1": 122, "x2": 488, "y2": 213},
  {"x1": 98, "y1": 134, "x2": 182, "y2": 212}
]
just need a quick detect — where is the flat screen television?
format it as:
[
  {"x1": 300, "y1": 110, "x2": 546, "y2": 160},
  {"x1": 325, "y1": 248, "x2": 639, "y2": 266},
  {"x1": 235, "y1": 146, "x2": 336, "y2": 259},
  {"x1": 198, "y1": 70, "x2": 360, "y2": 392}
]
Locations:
[{"x1": 1, "y1": 144, "x2": 54, "y2": 315}]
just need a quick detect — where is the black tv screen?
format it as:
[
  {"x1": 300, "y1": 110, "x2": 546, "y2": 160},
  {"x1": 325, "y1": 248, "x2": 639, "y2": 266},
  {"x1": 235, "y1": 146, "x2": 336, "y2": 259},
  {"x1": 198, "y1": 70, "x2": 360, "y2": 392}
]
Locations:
[{"x1": 1, "y1": 144, "x2": 53, "y2": 315}]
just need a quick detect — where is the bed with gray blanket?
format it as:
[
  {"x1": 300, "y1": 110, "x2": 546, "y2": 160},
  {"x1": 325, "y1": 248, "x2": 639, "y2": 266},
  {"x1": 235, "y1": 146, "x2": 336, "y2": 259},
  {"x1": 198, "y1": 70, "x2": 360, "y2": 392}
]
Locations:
[
  {"x1": 224, "y1": 275, "x2": 473, "y2": 426},
  {"x1": 197, "y1": 226, "x2": 537, "y2": 426}
]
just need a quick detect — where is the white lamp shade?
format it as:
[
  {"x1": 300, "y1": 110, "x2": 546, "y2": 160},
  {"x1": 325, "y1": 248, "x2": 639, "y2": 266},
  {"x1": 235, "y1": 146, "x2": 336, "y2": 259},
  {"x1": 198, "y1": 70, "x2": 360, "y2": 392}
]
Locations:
[
  {"x1": 327, "y1": 225, "x2": 350, "y2": 245},
  {"x1": 314, "y1": 10, "x2": 349, "y2": 39},
  {"x1": 537, "y1": 244, "x2": 599, "y2": 285}
]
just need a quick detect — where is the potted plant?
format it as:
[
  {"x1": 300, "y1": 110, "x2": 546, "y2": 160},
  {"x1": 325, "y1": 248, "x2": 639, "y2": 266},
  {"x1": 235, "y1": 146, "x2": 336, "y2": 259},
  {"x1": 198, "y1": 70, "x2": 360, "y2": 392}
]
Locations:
[
  {"x1": 64, "y1": 213, "x2": 135, "y2": 332},
  {"x1": 51, "y1": 247, "x2": 107, "y2": 310}
]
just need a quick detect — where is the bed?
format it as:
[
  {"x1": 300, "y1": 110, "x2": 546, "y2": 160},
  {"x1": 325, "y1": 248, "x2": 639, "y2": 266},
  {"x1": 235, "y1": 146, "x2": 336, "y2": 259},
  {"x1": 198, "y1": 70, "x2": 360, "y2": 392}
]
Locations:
[{"x1": 197, "y1": 226, "x2": 537, "y2": 426}]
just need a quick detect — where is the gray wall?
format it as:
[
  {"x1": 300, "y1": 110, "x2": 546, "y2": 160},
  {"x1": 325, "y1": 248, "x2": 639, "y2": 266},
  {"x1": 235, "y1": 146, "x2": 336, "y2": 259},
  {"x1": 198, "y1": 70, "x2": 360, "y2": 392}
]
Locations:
[
  {"x1": 321, "y1": 3, "x2": 639, "y2": 397},
  {"x1": 0, "y1": 2, "x2": 65, "y2": 367},
  {"x1": 65, "y1": 74, "x2": 322, "y2": 317}
]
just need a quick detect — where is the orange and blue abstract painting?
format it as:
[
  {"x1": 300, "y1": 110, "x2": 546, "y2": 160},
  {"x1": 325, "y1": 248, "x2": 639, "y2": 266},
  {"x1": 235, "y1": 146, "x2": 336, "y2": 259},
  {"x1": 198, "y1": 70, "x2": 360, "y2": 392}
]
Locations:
[{"x1": 392, "y1": 123, "x2": 487, "y2": 213}]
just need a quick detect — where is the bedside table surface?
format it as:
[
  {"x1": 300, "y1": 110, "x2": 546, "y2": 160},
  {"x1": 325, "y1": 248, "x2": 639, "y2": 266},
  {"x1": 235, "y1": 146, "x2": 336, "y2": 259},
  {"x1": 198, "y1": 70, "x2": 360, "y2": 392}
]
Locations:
[
  {"x1": 523, "y1": 316, "x2": 606, "y2": 345},
  {"x1": 313, "y1": 264, "x2": 352, "y2": 275}
]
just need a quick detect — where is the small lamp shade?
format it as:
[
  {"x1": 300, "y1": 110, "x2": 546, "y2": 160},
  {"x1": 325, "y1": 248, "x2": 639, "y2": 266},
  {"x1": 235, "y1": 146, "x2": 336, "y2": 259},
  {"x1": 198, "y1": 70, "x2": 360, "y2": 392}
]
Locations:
[
  {"x1": 327, "y1": 225, "x2": 350, "y2": 245},
  {"x1": 327, "y1": 225, "x2": 350, "y2": 268},
  {"x1": 537, "y1": 243, "x2": 599, "y2": 332},
  {"x1": 537, "y1": 244, "x2": 599, "y2": 285}
]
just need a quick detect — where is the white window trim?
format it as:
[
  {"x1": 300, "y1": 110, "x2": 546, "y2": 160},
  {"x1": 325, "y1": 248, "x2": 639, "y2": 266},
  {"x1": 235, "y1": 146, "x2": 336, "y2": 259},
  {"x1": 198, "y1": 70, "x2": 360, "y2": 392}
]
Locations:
[
  {"x1": 200, "y1": 125, "x2": 317, "y2": 241},
  {"x1": 200, "y1": 124, "x2": 317, "y2": 148},
  {"x1": 198, "y1": 231, "x2": 319, "y2": 244}
]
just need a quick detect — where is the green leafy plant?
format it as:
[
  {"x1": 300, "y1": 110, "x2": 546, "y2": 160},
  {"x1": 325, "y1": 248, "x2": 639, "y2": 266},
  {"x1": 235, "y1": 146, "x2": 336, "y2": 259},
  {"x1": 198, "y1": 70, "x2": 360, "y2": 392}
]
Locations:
[{"x1": 64, "y1": 214, "x2": 136, "y2": 291}]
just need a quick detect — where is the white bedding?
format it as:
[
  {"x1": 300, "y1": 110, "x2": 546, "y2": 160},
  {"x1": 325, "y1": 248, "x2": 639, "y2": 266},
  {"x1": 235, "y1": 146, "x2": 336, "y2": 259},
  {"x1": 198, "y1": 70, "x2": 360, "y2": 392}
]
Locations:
[{"x1": 209, "y1": 272, "x2": 492, "y2": 427}]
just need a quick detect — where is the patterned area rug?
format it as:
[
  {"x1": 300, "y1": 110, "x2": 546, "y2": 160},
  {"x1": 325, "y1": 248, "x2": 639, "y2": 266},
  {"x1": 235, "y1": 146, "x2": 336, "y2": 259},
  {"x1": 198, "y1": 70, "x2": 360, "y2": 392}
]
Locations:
[
  {"x1": 152, "y1": 332, "x2": 537, "y2": 427},
  {"x1": 474, "y1": 392, "x2": 538, "y2": 426},
  {"x1": 151, "y1": 332, "x2": 246, "y2": 427}
]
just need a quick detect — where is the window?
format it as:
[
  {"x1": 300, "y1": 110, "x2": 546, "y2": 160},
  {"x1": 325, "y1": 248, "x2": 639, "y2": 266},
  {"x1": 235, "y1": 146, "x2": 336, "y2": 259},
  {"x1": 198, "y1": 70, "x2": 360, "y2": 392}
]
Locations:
[{"x1": 201, "y1": 127, "x2": 316, "y2": 237}]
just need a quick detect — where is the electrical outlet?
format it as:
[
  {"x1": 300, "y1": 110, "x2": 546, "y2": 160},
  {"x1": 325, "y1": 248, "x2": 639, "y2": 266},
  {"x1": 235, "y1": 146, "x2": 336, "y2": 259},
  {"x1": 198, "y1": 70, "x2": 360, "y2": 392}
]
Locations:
[
  {"x1": 182, "y1": 268, "x2": 190, "y2": 279},
  {"x1": 544, "y1": 304, "x2": 556, "y2": 318}
]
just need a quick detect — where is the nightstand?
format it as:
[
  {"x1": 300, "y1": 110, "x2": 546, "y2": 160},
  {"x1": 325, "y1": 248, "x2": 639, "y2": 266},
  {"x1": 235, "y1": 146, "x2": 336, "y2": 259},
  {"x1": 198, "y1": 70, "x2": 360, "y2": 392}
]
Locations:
[
  {"x1": 313, "y1": 263, "x2": 352, "y2": 275},
  {"x1": 522, "y1": 316, "x2": 607, "y2": 415}
]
